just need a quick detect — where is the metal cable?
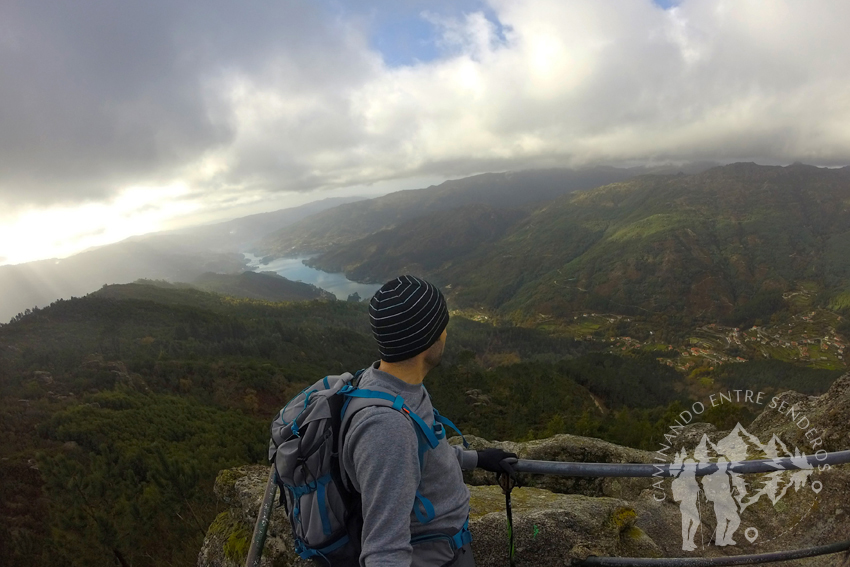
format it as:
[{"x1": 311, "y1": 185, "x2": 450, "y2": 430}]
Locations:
[{"x1": 577, "y1": 538, "x2": 850, "y2": 566}]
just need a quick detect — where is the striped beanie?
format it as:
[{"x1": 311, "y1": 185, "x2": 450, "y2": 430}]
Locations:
[{"x1": 369, "y1": 275, "x2": 450, "y2": 363}]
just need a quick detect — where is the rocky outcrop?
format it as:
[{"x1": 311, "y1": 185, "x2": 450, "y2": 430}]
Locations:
[
  {"x1": 200, "y1": 375, "x2": 850, "y2": 566},
  {"x1": 197, "y1": 467, "x2": 661, "y2": 567},
  {"x1": 467, "y1": 487, "x2": 661, "y2": 566},
  {"x1": 198, "y1": 466, "x2": 309, "y2": 567}
]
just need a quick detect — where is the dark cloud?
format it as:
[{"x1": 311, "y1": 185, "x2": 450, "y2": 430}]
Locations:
[
  {"x1": 3, "y1": 0, "x2": 850, "y2": 219},
  {"x1": 0, "y1": 0, "x2": 372, "y2": 206}
]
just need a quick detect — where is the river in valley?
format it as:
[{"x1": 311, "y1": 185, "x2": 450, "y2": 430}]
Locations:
[{"x1": 243, "y1": 253, "x2": 381, "y2": 301}]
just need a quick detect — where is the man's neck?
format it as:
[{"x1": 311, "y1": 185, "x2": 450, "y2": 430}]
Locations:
[{"x1": 377, "y1": 359, "x2": 428, "y2": 385}]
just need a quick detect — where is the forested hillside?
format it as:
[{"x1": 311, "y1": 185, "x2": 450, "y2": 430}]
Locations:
[
  {"x1": 0, "y1": 286, "x2": 372, "y2": 566},
  {"x1": 305, "y1": 164, "x2": 850, "y2": 327},
  {"x1": 5, "y1": 281, "x2": 833, "y2": 565},
  {"x1": 256, "y1": 166, "x2": 685, "y2": 257},
  {"x1": 191, "y1": 271, "x2": 335, "y2": 301},
  {"x1": 306, "y1": 204, "x2": 528, "y2": 281}
]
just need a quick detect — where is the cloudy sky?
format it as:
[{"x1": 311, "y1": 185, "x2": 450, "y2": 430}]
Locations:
[{"x1": 2, "y1": 0, "x2": 850, "y2": 265}]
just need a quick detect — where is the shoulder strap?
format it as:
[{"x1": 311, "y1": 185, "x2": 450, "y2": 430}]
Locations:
[
  {"x1": 422, "y1": 385, "x2": 470, "y2": 449},
  {"x1": 337, "y1": 380, "x2": 441, "y2": 523},
  {"x1": 340, "y1": 388, "x2": 440, "y2": 449},
  {"x1": 433, "y1": 409, "x2": 469, "y2": 449}
]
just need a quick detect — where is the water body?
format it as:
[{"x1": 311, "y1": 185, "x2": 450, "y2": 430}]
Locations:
[{"x1": 243, "y1": 253, "x2": 381, "y2": 301}]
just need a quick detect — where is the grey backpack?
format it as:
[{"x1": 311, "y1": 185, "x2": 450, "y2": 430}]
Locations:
[{"x1": 269, "y1": 369, "x2": 471, "y2": 565}]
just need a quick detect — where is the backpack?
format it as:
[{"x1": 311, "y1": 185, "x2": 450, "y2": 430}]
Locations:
[{"x1": 268, "y1": 369, "x2": 471, "y2": 565}]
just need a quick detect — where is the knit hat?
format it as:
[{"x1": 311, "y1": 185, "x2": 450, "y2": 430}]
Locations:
[{"x1": 369, "y1": 275, "x2": 450, "y2": 363}]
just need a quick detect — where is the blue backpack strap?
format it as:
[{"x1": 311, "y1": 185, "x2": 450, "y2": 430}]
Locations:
[
  {"x1": 294, "y1": 534, "x2": 351, "y2": 561},
  {"x1": 422, "y1": 386, "x2": 468, "y2": 448},
  {"x1": 290, "y1": 389, "x2": 319, "y2": 437},
  {"x1": 413, "y1": 490, "x2": 436, "y2": 523},
  {"x1": 451, "y1": 518, "x2": 472, "y2": 549},
  {"x1": 409, "y1": 517, "x2": 472, "y2": 549},
  {"x1": 338, "y1": 379, "x2": 467, "y2": 528},
  {"x1": 342, "y1": 388, "x2": 440, "y2": 449},
  {"x1": 402, "y1": 407, "x2": 440, "y2": 450},
  {"x1": 316, "y1": 473, "x2": 334, "y2": 536},
  {"x1": 338, "y1": 384, "x2": 441, "y2": 526},
  {"x1": 277, "y1": 384, "x2": 312, "y2": 426},
  {"x1": 433, "y1": 409, "x2": 469, "y2": 449}
]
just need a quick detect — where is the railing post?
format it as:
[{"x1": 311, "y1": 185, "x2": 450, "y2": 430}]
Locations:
[{"x1": 245, "y1": 465, "x2": 278, "y2": 567}]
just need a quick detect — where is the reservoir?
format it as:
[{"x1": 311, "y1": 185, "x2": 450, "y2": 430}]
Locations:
[{"x1": 243, "y1": 253, "x2": 381, "y2": 301}]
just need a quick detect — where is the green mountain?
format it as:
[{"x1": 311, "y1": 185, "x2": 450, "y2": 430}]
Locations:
[
  {"x1": 492, "y1": 163, "x2": 850, "y2": 321},
  {"x1": 156, "y1": 196, "x2": 363, "y2": 252},
  {"x1": 10, "y1": 162, "x2": 850, "y2": 567},
  {"x1": 307, "y1": 163, "x2": 850, "y2": 324},
  {"x1": 256, "y1": 166, "x2": 692, "y2": 257},
  {"x1": 128, "y1": 271, "x2": 334, "y2": 304},
  {"x1": 305, "y1": 204, "x2": 527, "y2": 283}
]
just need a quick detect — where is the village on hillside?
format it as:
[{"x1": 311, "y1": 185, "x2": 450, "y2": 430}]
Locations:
[{"x1": 452, "y1": 285, "x2": 849, "y2": 375}]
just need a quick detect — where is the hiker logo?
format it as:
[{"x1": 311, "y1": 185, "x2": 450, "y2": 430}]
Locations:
[
  {"x1": 653, "y1": 391, "x2": 829, "y2": 552},
  {"x1": 669, "y1": 424, "x2": 817, "y2": 551}
]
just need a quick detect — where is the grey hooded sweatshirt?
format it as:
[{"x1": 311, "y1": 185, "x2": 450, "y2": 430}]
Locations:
[{"x1": 341, "y1": 361, "x2": 478, "y2": 567}]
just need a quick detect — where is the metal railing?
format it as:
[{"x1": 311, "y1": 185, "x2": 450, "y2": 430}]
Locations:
[
  {"x1": 579, "y1": 539, "x2": 850, "y2": 566},
  {"x1": 515, "y1": 450, "x2": 850, "y2": 566},
  {"x1": 246, "y1": 449, "x2": 850, "y2": 566},
  {"x1": 513, "y1": 448, "x2": 850, "y2": 477}
]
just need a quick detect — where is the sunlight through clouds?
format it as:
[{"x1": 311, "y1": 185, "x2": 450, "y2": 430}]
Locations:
[{"x1": 0, "y1": 184, "x2": 197, "y2": 265}]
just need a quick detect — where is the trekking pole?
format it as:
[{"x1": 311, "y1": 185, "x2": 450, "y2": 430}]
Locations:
[
  {"x1": 245, "y1": 465, "x2": 278, "y2": 567},
  {"x1": 497, "y1": 471, "x2": 519, "y2": 567}
]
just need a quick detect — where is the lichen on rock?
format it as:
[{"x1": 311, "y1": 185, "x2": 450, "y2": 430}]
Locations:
[
  {"x1": 198, "y1": 468, "x2": 663, "y2": 567},
  {"x1": 467, "y1": 485, "x2": 661, "y2": 566}
]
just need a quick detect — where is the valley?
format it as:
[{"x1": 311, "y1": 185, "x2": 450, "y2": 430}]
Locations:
[{"x1": 4, "y1": 163, "x2": 850, "y2": 566}]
